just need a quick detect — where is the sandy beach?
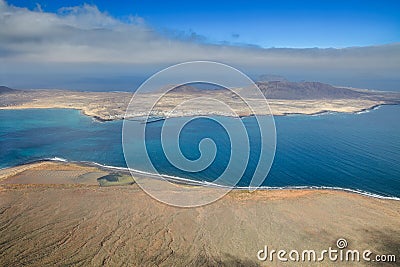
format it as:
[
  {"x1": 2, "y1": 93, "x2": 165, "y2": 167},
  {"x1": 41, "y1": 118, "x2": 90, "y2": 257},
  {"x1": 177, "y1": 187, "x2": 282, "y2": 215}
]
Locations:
[{"x1": 0, "y1": 161, "x2": 398, "y2": 266}]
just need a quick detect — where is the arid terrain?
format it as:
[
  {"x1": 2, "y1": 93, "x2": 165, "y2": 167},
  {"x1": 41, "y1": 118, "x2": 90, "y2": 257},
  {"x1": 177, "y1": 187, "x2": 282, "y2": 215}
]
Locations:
[
  {"x1": 1, "y1": 82, "x2": 399, "y2": 121},
  {"x1": 1, "y1": 82, "x2": 399, "y2": 266},
  {"x1": 0, "y1": 161, "x2": 399, "y2": 266}
]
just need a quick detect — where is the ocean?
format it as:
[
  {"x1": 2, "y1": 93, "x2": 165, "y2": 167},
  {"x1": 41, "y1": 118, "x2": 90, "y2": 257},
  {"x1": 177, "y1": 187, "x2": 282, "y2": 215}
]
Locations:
[{"x1": 1, "y1": 106, "x2": 399, "y2": 198}]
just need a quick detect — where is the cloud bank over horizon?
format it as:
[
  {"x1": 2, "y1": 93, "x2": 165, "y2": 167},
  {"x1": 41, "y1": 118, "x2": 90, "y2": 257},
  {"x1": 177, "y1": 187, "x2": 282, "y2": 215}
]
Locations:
[{"x1": 1, "y1": 0, "x2": 399, "y2": 91}]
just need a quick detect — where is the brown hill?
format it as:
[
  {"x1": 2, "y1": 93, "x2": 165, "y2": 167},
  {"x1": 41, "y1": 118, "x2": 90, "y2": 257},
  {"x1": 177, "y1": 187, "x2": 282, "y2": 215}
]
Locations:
[{"x1": 255, "y1": 81, "x2": 368, "y2": 100}]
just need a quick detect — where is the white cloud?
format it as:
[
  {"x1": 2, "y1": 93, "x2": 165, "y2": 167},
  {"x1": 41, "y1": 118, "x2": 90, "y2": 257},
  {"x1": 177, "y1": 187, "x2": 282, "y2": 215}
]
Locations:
[{"x1": 0, "y1": 0, "x2": 399, "y2": 90}]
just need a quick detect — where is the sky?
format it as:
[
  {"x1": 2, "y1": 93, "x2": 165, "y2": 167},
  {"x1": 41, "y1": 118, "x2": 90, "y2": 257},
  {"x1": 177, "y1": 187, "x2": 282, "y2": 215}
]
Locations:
[
  {"x1": 1, "y1": 0, "x2": 400, "y2": 90},
  {"x1": 5, "y1": 0, "x2": 400, "y2": 48}
]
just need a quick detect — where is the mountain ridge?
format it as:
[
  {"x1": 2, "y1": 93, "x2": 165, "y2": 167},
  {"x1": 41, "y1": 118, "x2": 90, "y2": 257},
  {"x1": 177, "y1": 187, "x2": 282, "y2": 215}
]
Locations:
[{"x1": 0, "y1": 86, "x2": 18, "y2": 94}]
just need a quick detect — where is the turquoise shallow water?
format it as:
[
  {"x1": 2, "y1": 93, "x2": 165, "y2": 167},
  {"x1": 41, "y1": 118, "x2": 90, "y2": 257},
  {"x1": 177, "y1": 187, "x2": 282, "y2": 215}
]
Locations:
[{"x1": 1, "y1": 106, "x2": 399, "y2": 198}]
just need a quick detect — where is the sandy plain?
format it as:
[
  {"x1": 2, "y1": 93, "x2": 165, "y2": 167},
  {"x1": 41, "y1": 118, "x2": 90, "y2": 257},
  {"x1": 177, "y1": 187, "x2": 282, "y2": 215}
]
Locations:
[
  {"x1": 1, "y1": 87, "x2": 399, "y2": 121},
  {"x1": 0, "y1": 162, "x2": 399, "y2": 266}
]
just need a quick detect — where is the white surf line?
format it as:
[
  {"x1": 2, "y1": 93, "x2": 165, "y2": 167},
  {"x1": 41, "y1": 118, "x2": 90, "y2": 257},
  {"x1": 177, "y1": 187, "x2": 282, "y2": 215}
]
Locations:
[{"x1": 12, "y1": 158, "x2": 400, "y2": 201}]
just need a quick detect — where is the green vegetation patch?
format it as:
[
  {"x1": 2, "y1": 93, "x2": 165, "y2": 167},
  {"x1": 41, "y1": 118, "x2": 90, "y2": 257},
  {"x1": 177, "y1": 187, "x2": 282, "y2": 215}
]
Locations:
[{"x1": 97, "y1": 173, "x2": 135, "y2": 187}]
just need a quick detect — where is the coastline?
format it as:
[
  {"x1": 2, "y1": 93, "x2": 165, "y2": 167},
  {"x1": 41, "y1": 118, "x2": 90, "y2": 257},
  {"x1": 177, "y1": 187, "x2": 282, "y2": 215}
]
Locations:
[
  {"x1": 1, "y1": 159, "x2": 399, "y2": 201},
  {"x1": 1, "y1": 104, "x2": 399, "y2": 201},
  {"x1": 1, "y1": 89, "x2": 399, "y2": 265},
  {"x1": 1, "y1": 87, "x2": 399, "y2": 122},
  {"x1": 0, "y1": 159, "x2": 399, "y2": 266},
  {"x1": 0, "y1": 101, "x2": 396, "y2": 123}
]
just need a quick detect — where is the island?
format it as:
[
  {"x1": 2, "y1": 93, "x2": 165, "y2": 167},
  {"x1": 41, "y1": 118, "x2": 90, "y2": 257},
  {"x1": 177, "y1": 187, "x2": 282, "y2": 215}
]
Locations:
[{"x1": 1, "y1": 81, "x2": 399, "y2": 121}]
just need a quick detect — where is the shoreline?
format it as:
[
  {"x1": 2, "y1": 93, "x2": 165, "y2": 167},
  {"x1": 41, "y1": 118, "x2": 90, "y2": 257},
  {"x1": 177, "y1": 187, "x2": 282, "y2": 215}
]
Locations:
[
  {"x1": 1, "y1": 159, "x2": 399, "y2": 201},
  {"x1": 0, "y1": 102, "x2": 397, "y2": 123},
  {"x1": 1, "y1": 159, "x2": 399, "y2": 266}
]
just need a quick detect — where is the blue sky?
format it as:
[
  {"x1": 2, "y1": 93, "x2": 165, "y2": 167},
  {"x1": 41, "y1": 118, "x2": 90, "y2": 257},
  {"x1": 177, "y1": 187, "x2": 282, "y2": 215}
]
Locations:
[
  {"x1": 6, "y1": 0, "x2": 400, "y2": 48},
  {"x1": 1, "y1": 0, "x2": 399, "y2": 90}
]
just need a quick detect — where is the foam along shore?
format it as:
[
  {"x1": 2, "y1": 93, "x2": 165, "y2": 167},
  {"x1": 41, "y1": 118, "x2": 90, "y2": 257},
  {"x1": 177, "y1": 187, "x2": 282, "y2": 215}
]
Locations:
[
  {"x1": 3, "y1": 159, "x2": 399, "y2": 201},
  {"x1": 0, "y1": 161, "x2": 399, "y2": 266}
]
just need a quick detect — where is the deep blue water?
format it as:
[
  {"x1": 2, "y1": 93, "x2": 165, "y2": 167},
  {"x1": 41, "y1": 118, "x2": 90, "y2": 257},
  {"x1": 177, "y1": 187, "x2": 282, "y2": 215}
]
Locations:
[{"x1": 1, "y1": 106, "x2": 399, "y2": 198}]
